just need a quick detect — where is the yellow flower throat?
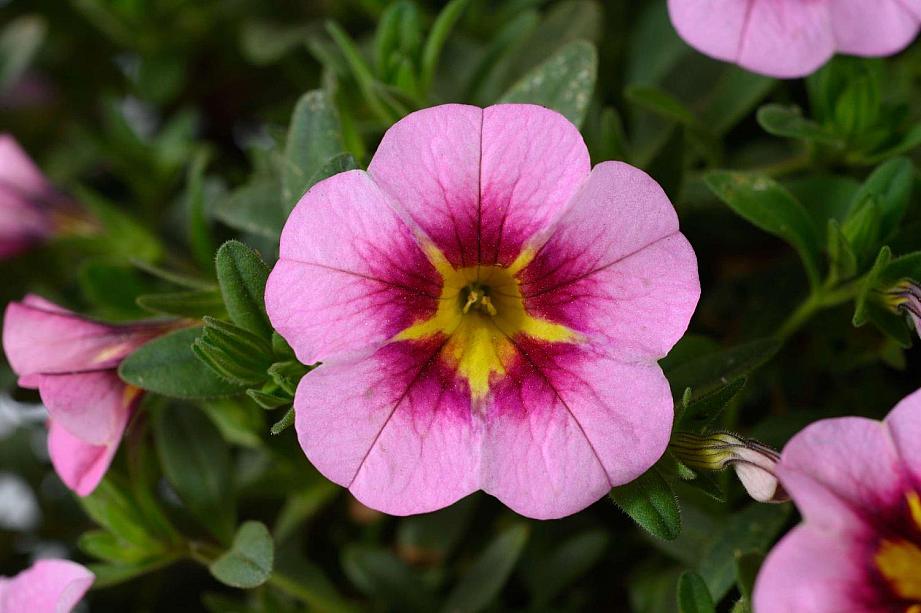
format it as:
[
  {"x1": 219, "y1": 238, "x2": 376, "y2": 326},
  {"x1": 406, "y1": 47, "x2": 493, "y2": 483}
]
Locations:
[
  {"x1": 396, "y1": 245, "x2": 576, "y2": 400},
  {"x1": 875, "y1": 491, "x2": 921, "y2": 607}
]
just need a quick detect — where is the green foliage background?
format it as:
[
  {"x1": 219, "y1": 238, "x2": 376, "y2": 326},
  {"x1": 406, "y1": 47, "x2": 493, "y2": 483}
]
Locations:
[{"x1": 1, "y1": 0, "x2": 920, "y2": 611}]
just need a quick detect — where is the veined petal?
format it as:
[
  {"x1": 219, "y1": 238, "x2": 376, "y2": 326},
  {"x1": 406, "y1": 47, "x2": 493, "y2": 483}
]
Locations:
[
  {"x1": 886, "y1": 387, "x2": 921, "y2": 487},
  {"x1": 266, "y1": 170, "x2": 441, "y2": 365},
  {"x1": 36, "y1": 371, "x2": 139, "y2": 445},
  {"x1": 0, "y1": 559, "x2": 94, "y2": 613},
  {"x1": 367, "y1": 104, "x2": 589, "y2": 268},
  {"x1": 667, "y1": 0, "x2": 752, "y2": 65},
  {"x1": 47, "y1": 404, "x2": 131, "y2": 496},
  {"x1": 753, "y1": 525, "x2": 866, "y2": 613},
  {"x1": 519, "y1": 162, "x2": 699, "y2": 362},
  {"x1": 294, "y1": 339, "x2": 481, "y2": 515},
  {"x1": 831, "y1": 0, "x2": 920, "y2": 57},
  {"x1": 481, "y1": 340, "x2": 673, "y2": 519},
  {"x1": 368, "y1": 104, "x2": 483, "y2": 267},
  {"x1": 479, "y1": 104, "x2": 589, "y2": 266},
  {"x1": 777, "y1": 416, "x2": 905, "y2": 531},
  {"x1": 738, "y1": 0, "x2": 835, "y2": 78},
  {"x1": 3, "y1": 296, "x2": 167, "y2": 377}
]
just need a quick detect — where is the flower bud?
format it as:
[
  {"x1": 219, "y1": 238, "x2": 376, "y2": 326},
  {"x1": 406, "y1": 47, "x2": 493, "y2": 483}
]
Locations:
[
  {"x1": 883, "y1": 279, "x2": 921, "y2": 336},
  {"x1": 670, "y1": 432, "x2": 789, "y2": 503}
]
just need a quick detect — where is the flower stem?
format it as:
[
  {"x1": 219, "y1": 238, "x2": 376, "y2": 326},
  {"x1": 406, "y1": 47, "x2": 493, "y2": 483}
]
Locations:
[{"x1": 776, "y1": 278, "x2": 863, "y2": 341}]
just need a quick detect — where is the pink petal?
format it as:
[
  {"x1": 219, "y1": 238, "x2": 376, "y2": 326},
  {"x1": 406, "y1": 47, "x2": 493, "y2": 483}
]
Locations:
[
  {"x1": 0, "y1": 558, "x2": 94, "y2": 613},
  {"x1": 830, "y1": 0, "x2": 920, "y2": 57},
  {"x1": 294, "y1": 340, "x2": 481, "y2": 515},
  {"x1": 752, "y1": 525, "x2": 866, "y2": 613},
  {"x1": 738, "y1": 0, "x2": 835, "y2": 78},
  {"x1": 367, "y1": 104, "x2": 590, "y2": 268},
  {"x1": 36, "y1": 371, "x2": 137, "y2": 445},
  {"x1": 667, "y1": 0, "x2": 753, "y2": 65},
  {"x1": 776, "y1": 416, "x2": 904, "y2": 531},
  {"x1": 520, "y1": 162, "x2": 699, "y2": 362},
  {"x1": 899, "y1": 0, "x2": 921, "y2": 19},
  {"x1": 368, "y1": 104, "x2": 482, "y2": 267},
  {"x1": 48, "y1": 411, "x2": 129, "y2": 496},
  {"x1": 266, "y1": 170, "x2": 440, "y2": 365},
  {"x1": 481, "y1": 341, "x2": 673, "y2": 519},
  {"x1": 0, "y1": 135, "x2": 53, "y2": 198},
  {"x1": 885, "y1": 386, "x2": 921, "y2": 485},
  {"x1": 478, "y1": 104, "x2": 589, "y2": 266},
  {"x1": 3, "y1": 296, "x2": 166, "y2": 377}
]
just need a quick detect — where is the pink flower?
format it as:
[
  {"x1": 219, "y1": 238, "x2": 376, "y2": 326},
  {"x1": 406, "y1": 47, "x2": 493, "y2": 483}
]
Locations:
[
  {"x1": 753, "y1": 389, "x2": 921, "y2": 611},
  {"x1": 667, "y1": 0, "x2": 921, "y2": 78},
  {"x1": 0, "y1": 559, "x2": 93, "y2": 613},
  {"x1": 0, "y1": 135, "x2": 65, "y2": 259},
  {"x1": 2, "y1": 295, "x2": 176, "y2": 495},
  {"x1": 266, "y1": 104, "x2": 700, "y2": 519}
]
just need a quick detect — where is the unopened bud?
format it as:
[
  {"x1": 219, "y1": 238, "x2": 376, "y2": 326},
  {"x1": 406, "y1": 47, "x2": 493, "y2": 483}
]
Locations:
[
  {"x1": 883, "y1": 279, "x2": 921, "y2": 336},
  {"x1": 670, "y1": 432, "x2": 789, "y2": 503}
]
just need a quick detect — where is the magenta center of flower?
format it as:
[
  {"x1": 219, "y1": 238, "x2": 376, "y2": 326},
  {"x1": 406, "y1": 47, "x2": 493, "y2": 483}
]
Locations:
[{"x1": 872, "y1": 491, "x2": 921, "y2": 607}]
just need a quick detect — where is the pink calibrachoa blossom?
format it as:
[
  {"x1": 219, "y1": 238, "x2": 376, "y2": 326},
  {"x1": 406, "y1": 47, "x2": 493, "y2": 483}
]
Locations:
[
  {"x1": 2, "y1": 295, "x2": 177, "y2": 496},
  {"x1": 0, "y1": 559, "x2": 93, "y2": 613},
  {"x1": 0, "y1": 135, "x2": 88, "y2": 260},
  {"x1": 667, "y1": 0, "x2": 921, "y2": 78},
  {"x1": 753, "y1": 389, "x2": 921, "y2": 612},
  {"x1": 266, "y1": 103, "x2": 700, "y2": 519}
]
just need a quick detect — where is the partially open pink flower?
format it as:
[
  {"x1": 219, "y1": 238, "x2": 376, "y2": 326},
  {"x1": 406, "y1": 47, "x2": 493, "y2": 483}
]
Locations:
[
  {"x1": 266, "y1": 104, "x2": 700, "y2": 519},
  {"x1": 0, "y1": 135, "x2": 66, "y2": 259},
  {"x1": 0, "y1": 559, "x2": 93, "y2": 613},
  {"x1": 754, "y1": 389, "x2": 921, "y2": 611},
  {"x1": 2, "y1": 295, "x2": 176, "y2": 495},
  {"x1": 667, "y1": 0, "x2": 921, "y2": 78}
]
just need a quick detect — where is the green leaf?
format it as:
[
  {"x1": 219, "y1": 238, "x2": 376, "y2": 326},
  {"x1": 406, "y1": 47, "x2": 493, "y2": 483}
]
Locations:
[
  {"x1": 87, "y1": 558, "x2": 177, "y2": 589},
  {"x1": 526, "y1": 529, "x2": 609, "y2": 605},
  {"x1": 119, "y1": 327, "x2": 248, "y2": 399},
  {"x1": 420, "y1": 0, "x2": 470, "y2": 91},
  {"x1": 677, "y1": 377, "x2": 746, "y2": 430},
  {"x1": 270, "y1": 407, "x2": 296, "y2": 435},
  {"x1": 441, "y1": 524, "x2": 529, "y2": 613},
  {"x1": 209, "y1": 521, "x2": 274, "y2": 589},
  {"x1": 735, "y1": 552, "x2": 765, "y2": 603},
  {"x1": 342, "y1": 546, "x2": 435, "y2": 612},
  {"x1": 72, "y1": 187, "x2": 162, "y2": 262},
  {"x1": 247, "y1": 389, "x2": 292, "y2": 410},
  {"x1": 186, "y1": 148, "x2": 215, "y2": 270},
  {"x1": 666, "y1": 338, "x2": 780, "y2": 400},
  {"x1": 193, "y1": 318, "x2": 274, "y2": 386},
  {"x1": 136, "y1": 289, "x2": 226, "y2": 318},
  {"x1": 214, "y1": 174, "x2": 285, "y2": 240},
  {"x1": 305, "y1": 152, "x2": 358, "y2": 189},
  {"x1": 677, "y1": 571, "x2": 716, "y2": 613},
  {"x1": 283, "y1": 89, "x2": 345, "y2": 211},
  {"x1": 79, "y1": 479, "x2": 166, "y2": 552},
  {"x1": 827, "y1": 219, "x2": 858, "y2": 282},
  {"x1": 626, "y1": 84, "x2": 700, "y2": 128},
  {"x1": 853, "y1": 246, "x2": 892, "y2": 327},
  {"x1": 697, "y1": 504, "x2": 790, "y2": 600},
  {"x1": 701, "y1": 68, "x2": 774, "y2": 136},
  {"x1": 274, "y1": 480, "x2": 340, "y2": 543},
  {"x1": 79, "y1": 530, "x2": 155, "y2": 565},
  {"x1": 154, "y1": 404, "x2": 235, "y2": 542},
  {"x1": 215, "y1": 240, "x2": 273, "y2": 338},
  {"x1": 609, "y1": 466, "x2": 681, "y2": 541},
  {"x1": 705, "y1": 172, "x2": 822, "y2": 289},
  {"x1": 841, "y1": 195, "x2": 881, "y2": 266},
  {"x1": 79, "y1": 259, "x2": 152, "y2": 319},
  {"x1": 756, "y1": 104, "x2": 840, "y2": 144},
  {"x1": 499, "y1": 39, "x2": 597, "y2": 128},
  {"x1": 849, "y1": 157, "x2": 914, "y2": 242}
]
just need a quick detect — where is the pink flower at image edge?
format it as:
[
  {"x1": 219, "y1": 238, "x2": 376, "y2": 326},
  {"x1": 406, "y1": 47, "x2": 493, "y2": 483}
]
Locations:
[
  {"x1": 2, "y1": 295, "x2": 173, "y2": 496},
  {"x1": 754, "y1": 389, "x2": 921, "y2": 611},
  {"x1": 667, "y1": 0, "x2": 921, "y2": 78},
  {"x1": 0, "y1": 559, "x2": 93, "y2": 613},
  {"x1": 0, "y1": 135, "x2": 61, "y2": 259},
  {"x1": 266, "y1": 103, "x2": 700, "y2": 519}
]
